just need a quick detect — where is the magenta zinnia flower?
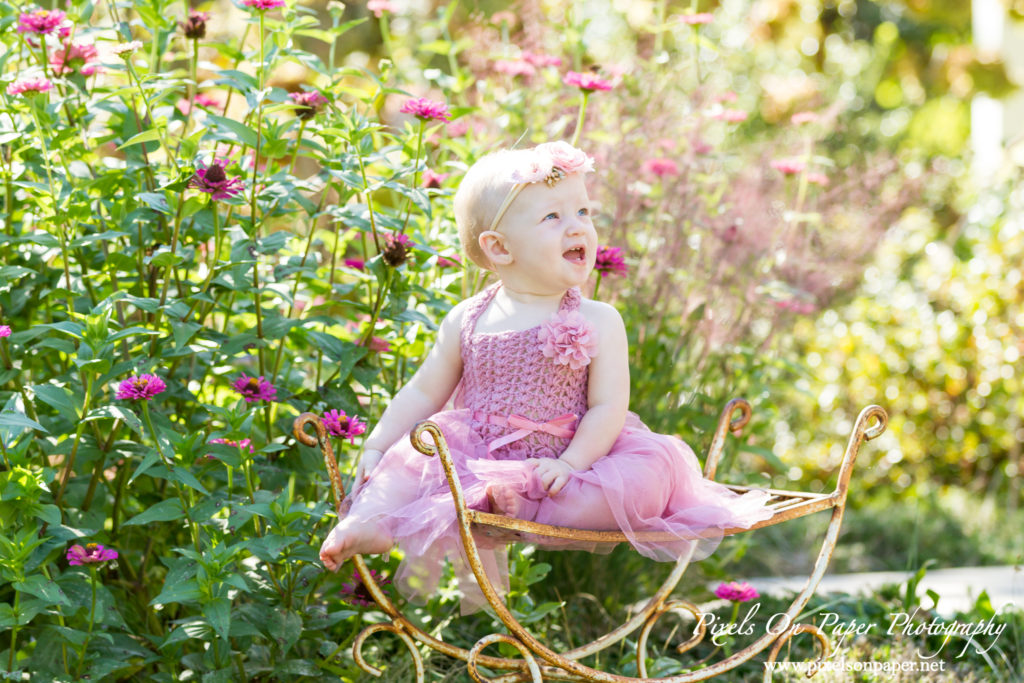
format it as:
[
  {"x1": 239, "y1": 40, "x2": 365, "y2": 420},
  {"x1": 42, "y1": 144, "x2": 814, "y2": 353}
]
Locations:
[
  {"x1": 207, "y1": 437, "x2": 254, "y2": 459},
  {"x1": 381, "y1": 232, "x2": 413, "y2": 267},
  {"x1": 5, "y1": 78, "x2": 53, "y2": 97},
  {"x1": 17, "y1": 9, "x2": 67, "y2": 35},
  {"x1": 563, "y1": 71, "x2": 613, "y2": 92},
  {"x1": 340, "y1": 569, "x2": 391, "y2": 607},
  {"x1": 641, "y1": 157, "x2": 680, "y2": 177},
  {"x1": 232, "y1": 374, "x2": 277, "y2": 402},
  {"x1": 176, "y1": 93, "x2": 222, "y2": 116},
  {"x1": 422, "y1": 169, "x2": 449, "y2": 189},
  {"x1": 679, "y1": 12, "x2": 714, "y2": 25},
  {"x1": 594, "y1": 246, "x2": 627, "y2": 277},
  {"x1": 242, "y1": 0, "x2": 286, "y2": 11},
  {"x1": 50, "y1": 42, "x2": 102, "y2": 76},
  {"x1": 67, "y1": 543, "x2": 118, "y2": 566},
  {"x1": 181, "y1": 10, "x2": 210, "y2": 39},
  {"x1": 190, "y1": 159, "x2": 245, "y2": 200},
  {"x1": 770, "y1": 158, "x2": 806, "y2": 175},
  {"x1": 322, "y1": 409, "x2": 367, "y2": 443},
  {"x1": 0, "y1": 325, "x2": 11, "y2": 337},
  {"x1": 436, "y1": 254, "x2": 460, "y2": 268},
  {"x1": 714, "y1": 581, "x2": 759, "y2": 602},
  {"x1": 400, "y1": 97, "x2": 451, "y2": 122},
  {"x1": 344, "y1": 258, "x2": 366, "y2": 270},
  {"x1": 116, "y1": 374, "x2": 167, "y2": 400},
  {"x1": 288, "y1": 90, "x2": 328, "y2": 119}
]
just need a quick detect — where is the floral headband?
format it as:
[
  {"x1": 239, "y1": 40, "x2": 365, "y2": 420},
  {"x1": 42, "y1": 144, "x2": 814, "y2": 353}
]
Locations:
[{"x1": 488, "y1": 142, "x2": 596, "y2": 232}]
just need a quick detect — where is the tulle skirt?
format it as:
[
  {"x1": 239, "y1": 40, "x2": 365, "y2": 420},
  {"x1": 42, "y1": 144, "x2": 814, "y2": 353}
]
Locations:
[{"x1": 343, "y1": 409, "x2": 773, "y2": 614}]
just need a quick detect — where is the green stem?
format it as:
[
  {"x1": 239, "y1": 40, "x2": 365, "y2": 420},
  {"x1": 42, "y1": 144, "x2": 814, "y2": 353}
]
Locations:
[
  {"x1": 592, "y1": 271, "x2": 603, "y2": 300},
  {"x1": 7, "y1": 590, "x2": 18, "y2": 672},
  {"x1": 55, "y1": 374, "x2": 94, "y2": 507},
  {"x1": 398, "y1": 119, "x2": 426, "y2": 235},
  {"x1": 125, "y1": 62, "x2": 180, "y2": 172},
  {"x1": 74, "y1": 567, "x2": 98, "y2": 677},
  {"x1": 571, "y1": 91, "x2": 589, "y2": 147}
]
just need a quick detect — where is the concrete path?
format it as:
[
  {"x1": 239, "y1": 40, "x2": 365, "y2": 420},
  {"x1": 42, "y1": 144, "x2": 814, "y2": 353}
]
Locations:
[{"x1": 741, "y1": 565, "x2": 1023, "y2": 617}]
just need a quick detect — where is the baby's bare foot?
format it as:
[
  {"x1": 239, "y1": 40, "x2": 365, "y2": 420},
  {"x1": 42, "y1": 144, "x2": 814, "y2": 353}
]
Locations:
[
  {"x1": 319, "y1": 519, "x2": 393, "y2": 571},
  {"x1": 486, "y1": 485, "x2": 521, "y2": 517}
]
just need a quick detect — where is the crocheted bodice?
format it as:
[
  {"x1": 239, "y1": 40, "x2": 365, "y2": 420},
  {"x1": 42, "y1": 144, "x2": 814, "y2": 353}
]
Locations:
[{"x1": 454, "y1": 283, "x2": 590, "y2": 459}]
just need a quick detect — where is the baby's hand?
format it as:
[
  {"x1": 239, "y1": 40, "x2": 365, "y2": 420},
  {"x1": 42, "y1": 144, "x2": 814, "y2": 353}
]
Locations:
[
  {"x1": 527, "y1": 458, "x2": 576, "y2": 496},
  {"x1": 353, "y1": 449, "x2": 384, "y2": 487}
]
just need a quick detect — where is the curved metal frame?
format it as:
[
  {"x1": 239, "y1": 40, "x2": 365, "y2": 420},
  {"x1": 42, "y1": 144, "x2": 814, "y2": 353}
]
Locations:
[{"x1": 295, "y1": 400, "x2": 888, "y2": 681}]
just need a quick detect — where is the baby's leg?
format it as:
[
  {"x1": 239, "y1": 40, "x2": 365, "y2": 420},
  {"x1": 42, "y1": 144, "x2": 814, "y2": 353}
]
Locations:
[{"x1": 536, "y1": 483, "x2": 620, "y2": 529}]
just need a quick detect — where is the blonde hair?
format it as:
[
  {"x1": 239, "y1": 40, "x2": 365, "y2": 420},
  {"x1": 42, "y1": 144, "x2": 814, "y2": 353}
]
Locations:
[{"x1": 453, "y1": 149, "x2": 533, "y2": 270}]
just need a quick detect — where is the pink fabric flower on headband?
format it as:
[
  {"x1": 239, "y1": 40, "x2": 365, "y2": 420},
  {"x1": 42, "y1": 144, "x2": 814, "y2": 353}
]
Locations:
[{"x1": 509, "y1": 143, "x2": 595, "y2": 184}]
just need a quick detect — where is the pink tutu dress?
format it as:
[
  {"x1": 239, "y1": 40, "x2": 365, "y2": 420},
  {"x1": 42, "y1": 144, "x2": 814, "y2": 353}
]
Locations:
[{"x1": 344, "y1": 283, "x2": 772, "y2": 613}]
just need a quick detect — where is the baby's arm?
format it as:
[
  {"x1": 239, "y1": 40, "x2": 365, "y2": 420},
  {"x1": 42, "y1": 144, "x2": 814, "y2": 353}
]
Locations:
[
  {"x1": 353, "y1": 300, "x2": 467, "y2": 482},
  {"x1": 531, "y1": 301, "x2": 630, "y2": 495}
]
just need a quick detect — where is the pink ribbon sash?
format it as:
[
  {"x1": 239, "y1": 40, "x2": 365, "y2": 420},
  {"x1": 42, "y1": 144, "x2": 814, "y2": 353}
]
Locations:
[{"x1": 472, "y1": 411, "x2": 577, "y2": 454}]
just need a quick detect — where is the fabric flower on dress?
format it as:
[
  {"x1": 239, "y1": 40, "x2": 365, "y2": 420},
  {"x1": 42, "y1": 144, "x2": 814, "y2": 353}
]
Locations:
[
  {"x1": 340, "y1": 569, "x2": 391, "y2": 607},
  {"x1": 322, "y1": 409, "x2": 367, "y2": 443},
  {"x1": 67, "y1": 543, "x2": 118, "y2": 566},
  {"x1": 537, "y1": 309, "x2": 599, "y2": 371},
  {"x1": 232, "y1": 374, "x2": 277, "y2": 402},
  {"x1": 714, "y1": 581, "x2": 759, "y2": 602}
]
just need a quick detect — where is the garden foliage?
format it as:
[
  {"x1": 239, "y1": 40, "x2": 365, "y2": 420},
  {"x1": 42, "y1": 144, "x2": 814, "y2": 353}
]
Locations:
[{"x1": 0, "y1": 0, "x2": 999, "y2": 679}]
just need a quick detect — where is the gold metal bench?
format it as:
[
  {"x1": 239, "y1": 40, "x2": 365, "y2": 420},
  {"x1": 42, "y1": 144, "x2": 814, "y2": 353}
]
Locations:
[{"x1": 295, "y1": 399, "x2": 887, "y2": 681}]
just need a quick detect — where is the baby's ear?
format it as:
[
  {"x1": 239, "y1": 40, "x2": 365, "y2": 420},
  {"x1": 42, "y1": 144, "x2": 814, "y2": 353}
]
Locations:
[{"x1": 478, "y1": 230, "x2": 512, "y2": 266}]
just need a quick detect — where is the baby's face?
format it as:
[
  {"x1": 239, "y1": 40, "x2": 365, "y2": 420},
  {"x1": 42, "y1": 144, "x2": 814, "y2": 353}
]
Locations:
[{"x1": 495, "y1": 173, "x2": 598, "y2": 292}]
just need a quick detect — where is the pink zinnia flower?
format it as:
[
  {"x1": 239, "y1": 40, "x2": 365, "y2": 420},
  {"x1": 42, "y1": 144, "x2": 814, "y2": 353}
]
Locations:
[
  {"x1": 357, "y1": 336, "x2": 391, "y2": 353},
  {"x1": 715, "y1": 581, "x2": 759, "y2": 602},
  {"x1": 790, "y1": 111, "x2": 819, "y2": 125},
  {"x1": 322, "y1": 409, "x2": 367, "y2": 443},
  {"x1": 0, "y1": 325, "x2": 11, "y2": 337},
  {"x1": 181, "y1": 10, "x2": 210, "y2": 39},
  {"x1": 176, "y1": 93, "x2": 222, "y2": 115},
  {"x1": 367, "y1": 0, "x2": 395, "y2": 17},
  {"x1": 538, "y1": 310, "x2": 599, "y2": 371},
  {"x1": 5, "y1": 78, "x2": 53, "y2": 97},
  {"x1": 522, "y1": 51, "x2": 562, "y2": 68},
  {"x1": 50, "y1": 42, "x2": 102, "y2": 76},
  {"x1": 17, "y1": 9, "x2": 67, "y2": 35},
  {"x1": 422, "y1": 169, "x2": 449, "y2": 189},
  {"x1": 770, "y1": 158, "x2": 806, "y2": 175},
  {"x1": 400, "y1": 97, "x2": 451, "y2": 122},
  {"x1": 289, "y1": 90, "x2": 328, "y2": 119},
  {"x1": 232, "y1": 374, "x2": 277, "y2": 402},
  {"x1": 436, "y1": 254, "x2": 461, "y2": 268},
  {"x1": 242, "y1": 0, "x2": 286, "y2": 10},
  {"x1": 563, "y1": 71, "x2": 613, "y2": 92},
  {"x1": 340, "y1": 569, "x2": 391, "y2": 607},
  {"x1": 774, "y1": 299, "x2": 816, "y2": 315},
  {"x1": 190, "y1": 159, "x2": 245, "y2": 200},
  {"x1": 381, "y1": 232, "x2": 413, "y2": 267},
  {"x1": 679, "y1": 12, "x2": 714, "y2": 25},
  {"x1": 344, "y1": 258, "x2": 365, "y2": 270},
  {"x1": 494, "y1": 59, "x2": 536, "y2": 77},
  {"x1": 594, "y1": 246, "x2": 627, "y2": 277},
  {"x1": 67, "y1": 543, "x2": 118, "y2": 566},
  {"x1": 115, "y1": 374, "x2": 167, "y2": 400},
  {"x1": 209, "y1": 437, "x2": 254, "y2": 452},
  {"x1": 807, "y1": 172, "x2": 829, "y2": 186},
  {"x1": 112, "y1": 40, "x2": 143, "y2": 58},
  {"x1": 713, "y1": 109, "x2": 748, "y2": 123},
  {"x1": 713, "y1": 91, "x2": 738, "y2": 103},
  {"x1": 641, "y1": 157, "x2": 680, "y2": 177}
]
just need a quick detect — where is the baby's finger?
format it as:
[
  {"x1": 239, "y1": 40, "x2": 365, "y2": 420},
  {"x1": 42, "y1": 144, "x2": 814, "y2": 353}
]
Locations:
[{"x1": 548, "y1": 474, "x2": 568, "y2": 496}]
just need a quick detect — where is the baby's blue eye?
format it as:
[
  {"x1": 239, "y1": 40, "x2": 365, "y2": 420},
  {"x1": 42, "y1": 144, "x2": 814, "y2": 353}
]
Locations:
[
  {"x1": 578, "y1": 207, "x2": 590, "y2": 217},
  {"x1": 544, "y1": 212, "x2": 558, "y2": 221}
]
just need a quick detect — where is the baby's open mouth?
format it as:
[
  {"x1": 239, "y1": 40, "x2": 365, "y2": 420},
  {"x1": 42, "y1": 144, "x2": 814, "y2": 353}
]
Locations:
[{"x1": 563, "y1": 247, "x2": 586, "y2": 263}]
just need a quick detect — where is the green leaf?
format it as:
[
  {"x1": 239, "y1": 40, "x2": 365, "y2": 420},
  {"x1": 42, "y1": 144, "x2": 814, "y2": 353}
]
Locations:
[
  {"x1": 123, "y1": 498, "x2": 184, "y2": 526},
  {"x1": 33, "y1": 384, "x2": 80, "y2": 421},
  {"x1": 0, "y1": 411, "x2": 48, "y2": 434},
  {"x1": 83, "y1": 405, "x2": 143, "y2": 434},
  {"x1": 14, "y1": 575, "x2": 71, "y2": 607},
  {"x1": 137, "y1": 192, "x2": 171, "y2": 215},
  {"x1": 150, "y1": 578, "x2": 201, "y2": 606},
  {"x1": 117, "y1": 128, "x2": 163, "y2": 151},
  {"x1": 206, "y1": 114, "x2": 258, "y2": 149},
  {"x1": 148, "y1": 251, "x2": 184, "y2": 268},
  {"x1": 203, "y1": 597, "x2": 232, "y2": 642}
]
